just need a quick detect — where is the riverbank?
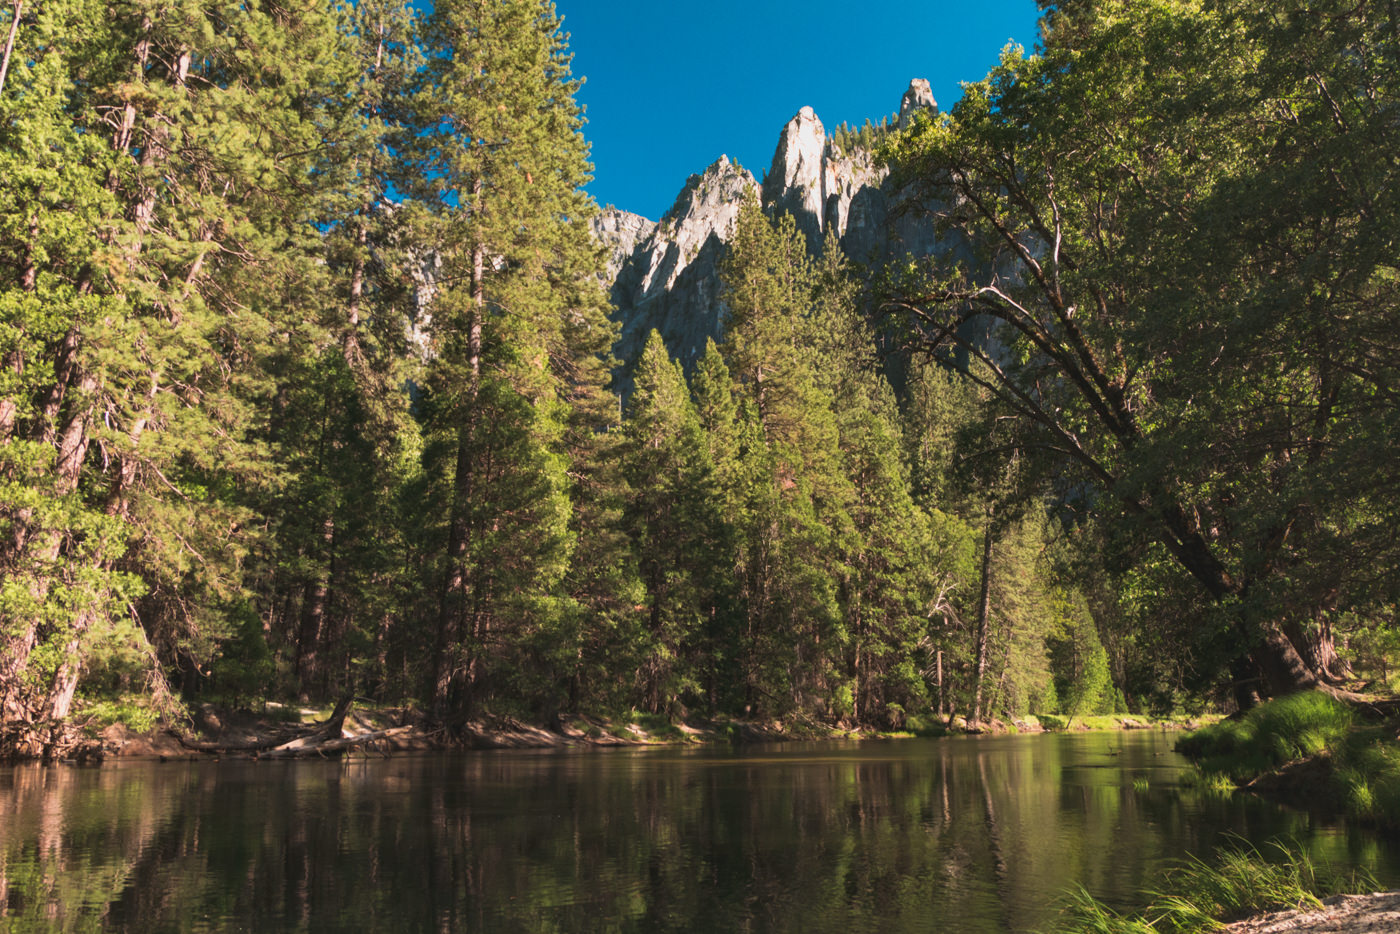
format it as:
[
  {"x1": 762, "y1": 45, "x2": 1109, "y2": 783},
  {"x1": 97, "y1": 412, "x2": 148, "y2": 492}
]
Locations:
[
  {"x1": 1057, "y1": 840, "x2": 1393, "y2": 934},
  {"x1": 89, "y1": 703, "x2": 847, "y2": 760},
  {"x1": 1175, "y1": 692, "x2": 1400, "y2": 830},
  {"x1": 75, "y1": 701, "x2": 1198, "y2": 761},
  {"x1": 1222, "y1": 892, "x2": 1400, "y2": 933}
]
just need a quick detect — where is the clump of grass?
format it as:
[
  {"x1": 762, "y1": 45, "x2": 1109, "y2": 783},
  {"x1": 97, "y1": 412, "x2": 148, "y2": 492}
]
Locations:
[
  {"x1": 1333, "y1": 732, "x2": 1400, "y2": 824},
  {"x1": 1180, "y1": 765, "x2": 1237, "y2": 796},
  {"x1": 1131, "y1": 776, "x2": 1150, "y2": 793},
  {"x1": 1051, "y1": 840, "x2": 1376, "y2": 934},
  {"x1": 1176, "y1": 693, "x2": 1400, "y2": 827},
  {"x1": 1056, "y1": 887, "x2": 1158, "y2": 934},
  {"x1": 1175, "y1": 692, "x2": 1353, "y2": 780}
]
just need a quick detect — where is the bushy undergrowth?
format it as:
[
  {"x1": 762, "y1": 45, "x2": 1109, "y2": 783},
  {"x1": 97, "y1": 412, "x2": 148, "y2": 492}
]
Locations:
[
  {"x1": 1176, "y1": 691, "x2": 1400, "y2": 826},
  {"x1": 903, "y1": 713, "x2": 950, "y2": 736},
  {"x1": 1053, "y1": 840, "x2": 1375, "y2": 934},
  {"x1": 75, "y1": 695, "x2": 166, "y2": 735},
  {"x1": 1174, "y1": 692, "x2": 1353, "y2": 778}
]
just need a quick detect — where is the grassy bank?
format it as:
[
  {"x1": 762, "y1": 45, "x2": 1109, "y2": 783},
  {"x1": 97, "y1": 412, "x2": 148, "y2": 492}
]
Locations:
[
  {"x1": 1175, "y1": 692, "x2": 1400, "y2": 827},
  {"x1": 1053, "y1": 841, "x2": 1376, "y2": 933}
]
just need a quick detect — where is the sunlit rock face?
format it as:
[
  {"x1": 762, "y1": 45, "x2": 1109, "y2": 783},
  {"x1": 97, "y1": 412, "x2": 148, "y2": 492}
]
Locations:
[
  {"x1": 598, "y1": 155, "x2": 759, "y2": 376},
  {"x1": 594, "y1": 79, "x2": 964, "y2": 390},
  {"x1": 763, "y1": 106, "x2": 828, "y2": 248},
  {"x1": 898, "y1": 78, "x2": 937, "y2": 128},
  {"x1": 591, "y1": 208, "x2": 655, "y2": 284}
]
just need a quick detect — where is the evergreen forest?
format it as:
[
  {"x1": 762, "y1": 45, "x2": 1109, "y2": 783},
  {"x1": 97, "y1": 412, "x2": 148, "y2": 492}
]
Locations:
[{"x1": 1, "y1": 0, "x2": 1397, "y2": 761}]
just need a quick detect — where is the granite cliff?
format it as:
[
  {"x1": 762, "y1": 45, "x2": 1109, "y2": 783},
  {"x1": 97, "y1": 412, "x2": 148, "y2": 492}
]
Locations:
[{"x1": 594, "y1": 79, "x2": 964, "y2": 381}]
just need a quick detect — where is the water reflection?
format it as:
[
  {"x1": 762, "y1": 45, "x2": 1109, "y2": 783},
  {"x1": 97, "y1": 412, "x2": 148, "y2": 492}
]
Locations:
[{"x1": 1, "y1": 732, "x2": 1395, "y2": 932}]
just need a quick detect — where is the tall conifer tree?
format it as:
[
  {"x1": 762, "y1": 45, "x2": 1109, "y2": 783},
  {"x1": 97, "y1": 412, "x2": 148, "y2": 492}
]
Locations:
[
  {"x1": 408, "y1": 0, "x2": 610, "y2": 717},
  {"x1": 0, "y1": 0, "x2": 356, "y2": 754}
]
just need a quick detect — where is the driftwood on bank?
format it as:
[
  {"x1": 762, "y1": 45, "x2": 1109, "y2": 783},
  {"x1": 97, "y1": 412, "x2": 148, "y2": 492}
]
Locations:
[
  {"x1": 257, "y1": 725, "x2": 416, "y2": 759},
  {"x1": 172, "y1": 695, "x2": 414, "y2": 758}
]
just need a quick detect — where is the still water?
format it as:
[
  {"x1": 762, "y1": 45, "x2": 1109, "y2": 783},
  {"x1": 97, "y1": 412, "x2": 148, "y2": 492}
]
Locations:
[{"x1": 1, "y1": 731, "x2": 1396, "y2": 933}]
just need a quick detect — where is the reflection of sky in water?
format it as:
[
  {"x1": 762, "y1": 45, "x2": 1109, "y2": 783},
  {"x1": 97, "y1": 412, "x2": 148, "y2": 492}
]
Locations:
[{"x1": 1, "y1": 732, "x2": 1396, "y2": 933}]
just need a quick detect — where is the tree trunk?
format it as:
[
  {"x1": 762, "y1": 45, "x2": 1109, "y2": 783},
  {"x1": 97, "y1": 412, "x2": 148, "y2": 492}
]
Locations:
[
  {"x1": 432, "y1": 433, "x2": 472, "y2": 714},
  {"x1": 969, "y1": 511, "x2": 994, "y2": 730},
  {"x1": 431, "y1": 225, "x2": 485, "y2": 718},
  {"x1": 0, "y1": 368, "x2": 97, "y2": 755},
  {"x1": 295, "y1": 514, "x2": 335, "y2": 696},
  {"x1": 1228, "y1": 655, "x2": 1264, "y2": 713},
  {"x1": 0, "y1": 0, "x2": 22, "y2": 99},
  {"x1": 1251, "y1": 621, "x2": 1324, "y2": 696},
  {"x1": 0, "y1": 349, "x2": 19, "y2": 442},
  {"x1": 1285, "y1": 613, "x2": 1349, "y2": 685},
  {"x1": 343, "y1": 220, "x2": 367, "y2": 368},
  {"x1": 935, "y1": 648, "x2": 945, "y2": 717},
  {"x1": 1158, "y1": 516, "x2": 1350, "y2": 700}
]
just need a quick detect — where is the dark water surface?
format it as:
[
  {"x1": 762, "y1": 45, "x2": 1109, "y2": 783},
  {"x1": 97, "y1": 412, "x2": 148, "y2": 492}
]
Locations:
[{"x1": 2, "y1": 731, "x2": 1396, "y2": 933}]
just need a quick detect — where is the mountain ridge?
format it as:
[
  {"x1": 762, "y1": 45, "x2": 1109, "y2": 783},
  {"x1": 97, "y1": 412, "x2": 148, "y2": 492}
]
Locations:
[{"x1": 592, "y1": 79, "x2": 958, "y2": 383}]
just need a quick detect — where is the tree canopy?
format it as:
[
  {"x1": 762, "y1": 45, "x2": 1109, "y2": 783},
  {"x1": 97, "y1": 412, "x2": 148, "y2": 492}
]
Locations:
[{"x1": 883, "y1": 0, "x2": 1400, "y2": 703}]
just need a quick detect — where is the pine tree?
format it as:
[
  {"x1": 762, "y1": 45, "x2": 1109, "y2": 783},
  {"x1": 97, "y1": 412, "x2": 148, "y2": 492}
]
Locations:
[
  {"x1": 0, "y1": 0, "x2": 357, "y2": 755},
  {"x1": 249, "y1": 0, "x2": 424, "y2": 702},
  {"x1": 688, "y1": 339, "x2": 750, "y2": 710},
  {"x1": 407, "y1": 0, "x2": 610, "y2": 717},
  {"x1": 717, "y1": 204, "x2": 855, "y2": 718},
  {"x1": 619, "y1": 331, "x2": 729, "y2": 713}
]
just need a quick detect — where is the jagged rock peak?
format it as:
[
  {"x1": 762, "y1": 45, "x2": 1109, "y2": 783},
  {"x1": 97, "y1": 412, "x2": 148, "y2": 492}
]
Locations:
[
  {"x1": 762, "y1": 105, "x2": 832, "y2": 250},
  {"x1": 661, "y1": 154, "x2": 756, "y2": 228},
  {"x1": 762, "y1": 106, "x2": 827, "y2": 224},
  {"x1": 591, "y1": 208, "x2": 656, "y2": 282},
  {"x1": 898, "y1": 78, "x2": 937, "y2": 128}
]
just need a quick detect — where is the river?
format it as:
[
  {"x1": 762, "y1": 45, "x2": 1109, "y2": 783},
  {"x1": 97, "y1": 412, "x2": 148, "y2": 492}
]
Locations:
[{"x1": 1, "y1": 731, "x2": 1395, "y2": 932}]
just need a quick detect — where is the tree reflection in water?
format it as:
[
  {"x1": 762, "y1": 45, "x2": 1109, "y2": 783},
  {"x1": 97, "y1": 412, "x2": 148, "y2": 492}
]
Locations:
[{"x1": 1, "y1": 733, "x2": 1395, "y2": 933}]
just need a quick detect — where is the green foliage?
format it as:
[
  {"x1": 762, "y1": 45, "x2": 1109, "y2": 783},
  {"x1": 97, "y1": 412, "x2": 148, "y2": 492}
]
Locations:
[
  {"x1": 1176, "y1": 693, "x2": 1354, "y2": 779},
  {"x1": 74, "y1": 697, "x2": 163, "y2": 735},
  {"x1": 886, "y1": 0, "x2": 1400, "y2": 701},
  {"x1": 619, "y1": 331, "x2": 729, "y2": 714},
  {"x1": 203, "y1": 602, "x2": 278, "y2": 704},
  {"x1": 1051, "y1": 590, "x2": 1116, "y2": 720}
]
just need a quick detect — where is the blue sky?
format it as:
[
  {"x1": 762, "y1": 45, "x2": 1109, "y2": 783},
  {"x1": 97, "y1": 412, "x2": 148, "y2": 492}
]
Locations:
[{"x1": 561, "y1": 1, "x2": 1044, "y2": 220}]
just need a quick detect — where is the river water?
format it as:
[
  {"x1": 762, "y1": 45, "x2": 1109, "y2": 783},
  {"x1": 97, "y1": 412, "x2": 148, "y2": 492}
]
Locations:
[{"x1": 1, "y1": 731, "x2": 1395, "y2": 932}]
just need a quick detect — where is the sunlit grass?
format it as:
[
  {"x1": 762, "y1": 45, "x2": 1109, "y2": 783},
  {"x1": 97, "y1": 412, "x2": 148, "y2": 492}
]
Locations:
[
  {"x1": 1180, "y1": 765, "x2": 1237, "y2": 796},
  {"x1": 1051, "y1": 840, "x2": 1376, "y2": 934},
  {"x1": 1175, "y1": 692, "x2": 1353, "y2": 779},
  {"x1": 1056, "y1": 887, "x2": 1158, "y2": 934},
  {"x1": 1176, "y1": 692, "x2": 1400, "y2": 826},
  {"x1": 74, "y1": 695, "x2": 165, "y2": 734}
]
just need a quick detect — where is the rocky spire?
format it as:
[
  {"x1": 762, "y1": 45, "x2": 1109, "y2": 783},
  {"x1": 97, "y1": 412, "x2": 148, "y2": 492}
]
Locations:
[
  {"x1": 898, "y1": 78, "x2": 937, "y2": 128},
  {"x1": 591, "y1": 80, "x2": 960, "y2": 391},
  {"x1": 762, "y1": 106, "x2": 828, "y2": 247}
]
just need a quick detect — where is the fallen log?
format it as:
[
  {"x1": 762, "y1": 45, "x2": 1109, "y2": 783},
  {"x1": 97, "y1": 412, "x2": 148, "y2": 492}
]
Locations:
[
  {"x1": 257, "y1": 726, "x2": 416, "y2": 759},
  {"x1": 174, "y1": 731, "x2": 306, "y2": 753},
  {"x1": 174, "y1": 693, "x2": 358, "y2": 755}
]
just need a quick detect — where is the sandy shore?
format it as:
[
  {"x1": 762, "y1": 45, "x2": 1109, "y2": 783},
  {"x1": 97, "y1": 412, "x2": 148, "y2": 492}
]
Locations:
[{"x1": 1223, "y1": 893, "x2": 1400, "y2": 933}]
